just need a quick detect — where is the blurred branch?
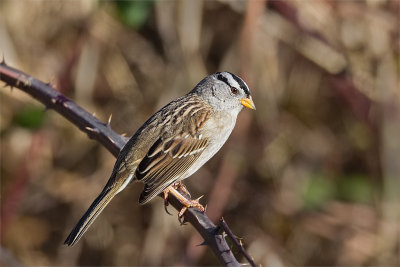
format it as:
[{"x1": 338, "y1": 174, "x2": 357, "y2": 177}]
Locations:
[
  {"x1": 0, "y1": 61, "x2": 254, "y2": 266},
  {"x1": 0, "y1": 246, "x2": 24, "y2": 267},
  {"x1": 267, "y1": 1, "x2": 375, "y2": 129},
  {"x1": 268, "y1": 1, "x2": 333, "y2": 48},
  {"x1": 1, "y1": 133, "x2": 43, "y2": 241}
]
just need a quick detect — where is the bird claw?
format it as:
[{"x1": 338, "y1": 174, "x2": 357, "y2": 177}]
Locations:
[
  {"x1": 172, "y1": 181, "x2": 191, "y2": 198},
  {"x1": 178, "y1": 207, "x2": 188, "y2": 225},
  {"x1": 163, "y1": 188, "x2": 172, "y2": 216},
  {"x1": 164, "y1": 204, "x2": 172, "y2": 216},
  {"x1": 177, "y1": 195, "x2": 205, "y2": 223},
  {"x1": 162, "y1": 185, "x2": 206, "y2": 223}
]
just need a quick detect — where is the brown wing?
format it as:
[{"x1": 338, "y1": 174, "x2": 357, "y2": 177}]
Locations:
[
  {"x1": 136, "y1": 133, "x2": 209, "y2": 204},
  {"x1": 135, "y1": 104, "x2": 211, "y2": 204}
]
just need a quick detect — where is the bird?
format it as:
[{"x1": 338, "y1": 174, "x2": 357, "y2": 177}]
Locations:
[{"x1": 64, "y1": 71, "x2": 256, "y2": 246}]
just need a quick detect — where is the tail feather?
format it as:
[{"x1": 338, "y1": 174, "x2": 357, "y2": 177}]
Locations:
[{"x1": 64, "y1": 187, "x2": 117, "y2": 246}]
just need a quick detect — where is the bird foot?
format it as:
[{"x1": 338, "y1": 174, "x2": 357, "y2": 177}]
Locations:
[
  {"x1": 162, "y1": 185, "x2": 205, "y2": 223},
  {"x1": 177, "y1": 195, "x2": 205, "y2": 224},
  {"x1": 172, "y1": 181, "x2": 191, "y2": 198},
  {"x1": 163, "y1": 189, "x2": 173, "y2": 215}
]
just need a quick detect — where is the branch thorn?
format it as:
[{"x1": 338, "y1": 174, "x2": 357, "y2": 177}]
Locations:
[
  {"x1": 1, "y1": 54, "x2": 6, "y2": 65},
  {"x1": 195, "y1": 195, "x2": 203, "y2": 202},
  {"x1": 197, "y1": 240, "x2": 208, "y2": 246},
  {"x1": 107, "y1": 114, "x2": 113, "y2": 126},
  {"x1": 3, "y1": 83, "x2": 13, "y2": 91},
  {"x1": 85, "y1": 126, "x2": 99, "y2": 134},
  {"x1": 46, "y1": 77, "x2": 57, "y2": 89}
]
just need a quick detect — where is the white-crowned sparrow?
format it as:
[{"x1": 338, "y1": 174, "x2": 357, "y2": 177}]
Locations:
[{"x1": 64, "y1": 71, "x2": 255, "y2": 246}]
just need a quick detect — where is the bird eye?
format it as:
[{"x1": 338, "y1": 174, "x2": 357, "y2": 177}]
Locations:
[{"x1": 231, "y1": 87, "x2": 239, "y2": 95}]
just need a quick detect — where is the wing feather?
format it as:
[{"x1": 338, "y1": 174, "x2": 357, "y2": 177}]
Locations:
[
  {"x1": 138, "y1": 153, "x2": 201, "y2": 204},
  {"x1": 135, "y1": 103, "x2": 211, "y2": 204}
]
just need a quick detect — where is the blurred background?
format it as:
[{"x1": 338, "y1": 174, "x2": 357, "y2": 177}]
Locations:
[{"x1": 1, "y1": 0, "x2": 399, "y2": 266}]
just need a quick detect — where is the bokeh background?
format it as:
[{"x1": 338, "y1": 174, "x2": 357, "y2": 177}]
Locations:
[{"x1": 1, "y1": 0, "x2": 399, "y2": 266}]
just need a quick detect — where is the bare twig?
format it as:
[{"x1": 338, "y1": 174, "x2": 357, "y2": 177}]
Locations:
[
  {"x1": 0, "y1": 62, "x2": 248, "y2": 266},
  {"x1": 219, "y1": 218, "x2": 257, "y2": 267}
]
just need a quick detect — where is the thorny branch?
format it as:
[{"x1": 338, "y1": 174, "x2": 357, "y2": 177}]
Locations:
[
  {"x1": 0, "y1": 61, "x2": 257, "y2": 267},
  {"x1": 220, "y1": 218, "x2": 257, "y2": 267}
]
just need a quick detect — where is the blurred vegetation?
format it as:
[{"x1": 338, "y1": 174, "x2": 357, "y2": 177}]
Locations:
[
  {"x1": 12, "y1": 105, "x2": 47, "y2": 130},
  {"x1": 1, "y1": 0, "x2": 399, "y2": 266},
  {"x1": 114, "y1": 0, "x2": 155, "y2": 29}
]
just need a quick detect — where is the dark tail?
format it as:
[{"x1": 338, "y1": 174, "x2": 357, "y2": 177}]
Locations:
[{"x1": 64, "y1": 187, "x2": 117, "y2": 246}]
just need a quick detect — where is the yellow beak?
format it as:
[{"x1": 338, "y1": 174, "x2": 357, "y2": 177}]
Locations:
[{"x1": 240, "y1": 96, "x2": 256, "y2": 110}]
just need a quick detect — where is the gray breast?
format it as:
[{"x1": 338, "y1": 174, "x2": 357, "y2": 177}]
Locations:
[{"x1": 179, "y1": 110, "x2": 237, "y2": 180}]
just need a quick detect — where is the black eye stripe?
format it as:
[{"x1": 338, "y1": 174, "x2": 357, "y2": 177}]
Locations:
[
  {"x1": 227, "y1": 72, "x2": 250, "y2": 97},
  {"x1": 216, "y1": 72, "x2": 250, "y2": 97}
]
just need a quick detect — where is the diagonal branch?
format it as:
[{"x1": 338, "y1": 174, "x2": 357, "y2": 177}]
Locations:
[
  {"x1": 0, "y1": 61, "x2": 126, "y2": 157},
  {"x1": 220, "y1": 218, "x2": 257, "y2": 267},
  {"x1": 0, "y1": 61, "x2": 255, "y2": 266}
]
